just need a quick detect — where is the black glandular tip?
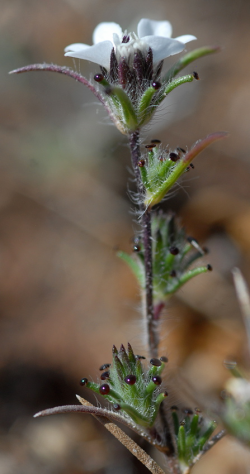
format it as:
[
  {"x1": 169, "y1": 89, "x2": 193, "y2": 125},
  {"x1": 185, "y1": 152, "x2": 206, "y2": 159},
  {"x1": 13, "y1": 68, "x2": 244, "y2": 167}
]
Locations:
[
  {"x1": 169, "y1": 246, "x2": 179, "y2": 256},
  {"x1": 135, "y1": 355, "x2": 146, "y2": 360},
  {"x1": 207, "y1": 264, "x2": 213, "y2": 271},
  {"x1": 160, "y1": 356, "x2": 168, "y2": 363},
  {"x1": 152, "y1": 375, "x2": 162, "y2": 385},
  {"x1": 150, "y1": 358, "x2": 162, "y2": 367},
  {"x1": 124, "y1": 374, "x2": 137, "y2": 385},
  {"x1": 94, "y1": 73, "x2": 104, "y2": 82},
  {"x1": 170, "y1": 270, "x2": 176, "y2": 278},
  {"x1": 193, "y1": 71, "x2": 199, "y2": 80},
  {"x1": 100, "y1": 371, "x2": 110, "y2": 380},
  {"x1": 152, "y1": 81, "x2": 161, "y2": 90},
  {"x1": 138, "y1": 159, "x2": 145, "y2": 168},
  {"x1": 80, "y1": 378, "x2": 88, "y2": 386},
  {"x1": 151, "y1": 139, "x2": 161, "y2": 144},
  {"x1": 190, "y1": 163, "x2": 195, "y2": 169},
  {"x1": 133, "y1": 244, "x2": 141, "y2": 252},
  {"x1": 113, "y1": 403, "x2": 121, "y2": 411},
  {"x1": 182, "y1": 408, "x2": 193, "y2": 415},
  {"x1": 99, "y1": 384, "x2": 110, "y2": 395},
  {"x1": 145, "y1": 143, "x2": 156, "y2": 149},
  {"x1": 177, "y1": 147, "x2": 186, "y2": 154},
  {"x1": 99, "y1": 363, "x2": 111, "y2": 371},
  {"x1": 169, "y1": 152, "x2": 179, "y2": 162}
]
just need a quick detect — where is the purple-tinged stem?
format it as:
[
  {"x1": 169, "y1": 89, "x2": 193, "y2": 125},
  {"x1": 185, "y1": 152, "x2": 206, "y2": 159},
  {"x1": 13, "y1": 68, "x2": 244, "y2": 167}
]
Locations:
[
  {"x1": 9, "y1": 63, "x2": 114, "y2": 120},
  {"x1": 154, "y1": 302, "x2": 165, "y2": 320},
  {"x1": 129, "y1": 130, "x2": 144, "y2": 195},
  {"x1": 143, "y1": 209, "x2": 158, "y2": 357},
  {"x1": 34, "y1": 402, "x2": 164, "y2": 451},
  {"x1": 129, "y1": 131, "x2": 158, "y2": 358}
]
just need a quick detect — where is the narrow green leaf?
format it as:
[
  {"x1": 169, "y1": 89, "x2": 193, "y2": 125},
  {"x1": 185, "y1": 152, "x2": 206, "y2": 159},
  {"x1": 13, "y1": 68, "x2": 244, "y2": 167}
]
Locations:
[
  {"x1": 166, "y1": 266, "x2": 209, "y2": 296},
  {"x1": 186, "y1": 414, "x2": 199, "y2": 448},
  {"x1": 163, "y1": 46, "x2": 221, "y2": 82},
  {"x1": 178, "y1": 425, "x2": 187, "y2": 461},
  {"x1": 172, "y1": 410, "x2": 180, "y2": 436},
  {"x1": 117, "y1": 251, "x2": 145, "y2": 288},
  {"x1": 164, "y1": 74, "x2": 195, "y2": 96},
  {"x1": 144, "y1": 132, "x2": 228, "y2": 207},
  {"x1": 197, "y1": 422, "x2": 216, "y2": 450}
]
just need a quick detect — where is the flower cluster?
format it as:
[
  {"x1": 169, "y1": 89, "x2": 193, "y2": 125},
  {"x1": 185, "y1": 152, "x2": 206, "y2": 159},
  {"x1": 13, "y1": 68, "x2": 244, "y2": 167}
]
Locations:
[
  {"x1": 80, "y1": 343, "x2": 168, "y2": 429},
  {"x1": 64, "y1": 19, "x2": 197, "y2": 133},
  {"x1": 118, "y1": 212, "x2": 212, "y2": 304},
  {"x1": 137, "y1": 134, "x2": 227, "y2": 208},
  {"x1": 171, "y1": 406, "x2": 216, "y2": 473}
]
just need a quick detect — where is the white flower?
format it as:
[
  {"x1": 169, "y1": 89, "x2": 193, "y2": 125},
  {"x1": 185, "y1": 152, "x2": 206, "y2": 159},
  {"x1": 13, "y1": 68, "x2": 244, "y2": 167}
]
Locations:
[{"x1": 65, "y1": 18, "x2": 196, "y2": 70}]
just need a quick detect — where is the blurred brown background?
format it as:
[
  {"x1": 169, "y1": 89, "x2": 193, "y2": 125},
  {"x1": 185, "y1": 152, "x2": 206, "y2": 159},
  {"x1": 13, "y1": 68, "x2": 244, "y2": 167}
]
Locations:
[{"x1": 1, "y1": 0, "x2": 250, "y2": 472}]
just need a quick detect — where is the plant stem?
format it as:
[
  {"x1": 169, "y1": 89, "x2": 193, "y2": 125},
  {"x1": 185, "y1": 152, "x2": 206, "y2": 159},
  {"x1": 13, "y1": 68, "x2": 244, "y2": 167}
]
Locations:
[
  {"x1": 143, "y1": 208, "x2": 158, "y2": 357},
  {"x1": 129, "y1": 131, "x2": 158, "y2": 358}
]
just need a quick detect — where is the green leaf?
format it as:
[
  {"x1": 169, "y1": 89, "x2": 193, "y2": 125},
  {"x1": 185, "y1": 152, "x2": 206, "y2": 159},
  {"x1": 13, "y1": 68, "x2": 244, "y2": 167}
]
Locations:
[
  {"x1": 117, "y1": 251, "x2": 145, "y2": 288},
  {"x1": 163, "y1": 46, "x2": 221, "y2": 82},
  {"x1": 164, "y1": 73, "x2": 196, "y2": 96},
  {"x1": 144, "y1": 132, "x2": 228, "y2": 207}
]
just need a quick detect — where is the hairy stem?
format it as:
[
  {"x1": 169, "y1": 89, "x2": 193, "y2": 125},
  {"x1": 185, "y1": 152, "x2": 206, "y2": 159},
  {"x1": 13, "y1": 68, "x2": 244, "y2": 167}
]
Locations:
[
  {"x1": 143, "y1": 209, "x2": 158, "y2": 357},
  {"x1": 35, "y1": 397, "x2": 167, "y2": 474},
  {"x1": 129, "y1": 131, "x2": 158, "y2": 358},
  {"x1": 9, "y1": 63, "x2": 116, "y2": 124}
]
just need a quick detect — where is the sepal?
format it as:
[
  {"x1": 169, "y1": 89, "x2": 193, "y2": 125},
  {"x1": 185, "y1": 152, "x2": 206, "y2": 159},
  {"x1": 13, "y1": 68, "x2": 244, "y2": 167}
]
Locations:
[{"x1": 80, "y1": 343, "x2": 168, "y2": 429}]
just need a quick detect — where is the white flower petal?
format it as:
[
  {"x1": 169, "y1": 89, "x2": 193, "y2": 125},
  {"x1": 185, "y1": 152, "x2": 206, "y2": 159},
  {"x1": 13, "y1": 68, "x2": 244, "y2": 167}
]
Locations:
[
  {"x1": 113, "y1": 33, "x2": 121, "y2": 48},
  {"x1": 64, "y1": 43, "x2": 90, "y2": 53},
  {"x1": 138, "y1": 19, "x2": 172, "y2": 39},
  {"x1": 142, "y1": 36, "x2": 185, "y2": 63},
  {"x1": 93, "y1": 22, "x2": 122, "y2": 45},
  {"x1": 65, "y1": 40, "x2": 113, "y2": 69},
  {"x1": 174, "y1": 34, "x2": 197, "y2": 44}
]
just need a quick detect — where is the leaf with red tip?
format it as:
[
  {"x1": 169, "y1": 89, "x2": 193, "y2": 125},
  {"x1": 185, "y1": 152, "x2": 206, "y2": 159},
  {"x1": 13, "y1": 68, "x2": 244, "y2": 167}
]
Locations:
[{"x1": 145, "y1": 132, "x2": 228, "y2": 207}]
